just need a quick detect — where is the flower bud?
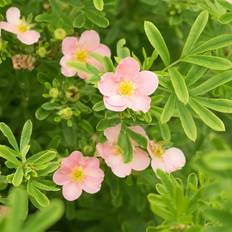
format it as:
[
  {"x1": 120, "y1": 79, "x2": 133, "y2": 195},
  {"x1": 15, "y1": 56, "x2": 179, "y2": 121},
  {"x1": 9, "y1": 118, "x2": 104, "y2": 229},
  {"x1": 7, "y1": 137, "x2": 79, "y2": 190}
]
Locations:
[
  {"x1": 49, "y1": 88, "x2": 59, "y2": 99},
  {"x1": 65, "y1": 86, "x2": 79, "y2": 102},
  {"x1": 54, "y1": 28, "x2": 66, "y2": 40},
  {"x1": 58, "y1": 107, "x2": 73, "y2": 120}
]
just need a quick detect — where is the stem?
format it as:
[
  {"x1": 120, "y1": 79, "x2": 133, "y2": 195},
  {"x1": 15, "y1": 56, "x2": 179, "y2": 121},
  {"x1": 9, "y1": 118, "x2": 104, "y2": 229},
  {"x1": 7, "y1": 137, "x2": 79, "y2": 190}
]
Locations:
[{"x1": 161, "y1": 59, "x2": 181, "y2": 72}]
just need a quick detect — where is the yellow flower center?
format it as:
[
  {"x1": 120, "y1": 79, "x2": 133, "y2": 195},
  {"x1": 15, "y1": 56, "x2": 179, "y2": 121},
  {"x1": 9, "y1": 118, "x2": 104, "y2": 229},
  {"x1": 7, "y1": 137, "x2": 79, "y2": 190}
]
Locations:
[
  {"x1": 118, "y1": 81, "x2": 134, "y2": 96},
  {"x1": 71, "y1": 167, "x2": 85, "y2": 182},
  {"x1": 17, "y1": 22, "x2": 29, "y2": 33},
  {"x1": 150, "y1": 143, "x2": 164, "y2": 158},
  {"x1": 75, "y1": 50, "x2": 88, "y2": 63},
  {"x1": 113, "y1": 145, "x2": 122, "y2": 156}
]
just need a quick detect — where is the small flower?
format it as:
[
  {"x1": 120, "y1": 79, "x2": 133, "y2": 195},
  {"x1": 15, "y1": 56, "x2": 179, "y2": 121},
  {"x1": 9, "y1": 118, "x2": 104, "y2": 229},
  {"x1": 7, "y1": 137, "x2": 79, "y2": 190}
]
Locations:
[
  {"x1": 0, "y1": 7, "x2": 40, "y2": 45},
  {"x1": 96, "y1": 124, "x2": 150, "y2": 178},
  {"x1": 53, "y1": 151, "x2": 104, "y2": 201},
  {"x1": 60, "y1": 30, "x2": 111, "y2": 79},
  {"x1": 98, "y1": 57, "x2": 159, "y2": 112},
  {"x1": 147, "y1": 141, "x2": 186, "y2": 173}
]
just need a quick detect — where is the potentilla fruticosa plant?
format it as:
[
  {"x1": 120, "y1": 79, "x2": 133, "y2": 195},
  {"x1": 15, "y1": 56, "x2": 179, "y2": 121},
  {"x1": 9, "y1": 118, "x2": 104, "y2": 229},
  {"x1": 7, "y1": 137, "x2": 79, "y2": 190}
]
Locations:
[{"x1": 1, "y1": 0, "x2": 232, "y2": 231}]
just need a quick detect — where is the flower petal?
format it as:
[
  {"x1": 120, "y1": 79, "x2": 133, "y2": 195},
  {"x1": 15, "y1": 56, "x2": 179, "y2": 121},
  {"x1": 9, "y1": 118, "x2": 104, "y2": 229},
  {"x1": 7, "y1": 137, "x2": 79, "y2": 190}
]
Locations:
[
  {"x1": 151, "y1": 157, "x2": 167, "y2": 172},
  {"x1": 131, "y1": 148, "x2": 150, "y2": 171},
  {"x1": 98, "y1": 72, "x2": 118, "y2": 96},
  {"x1": 116, "y1": 57, "x2": 140, "y2": 77},
  {"x1": 104, "y1": 96, "x2": 127, "y2": 112},
  {"x1": 104, "y1": 124, "x2": 121, "y2": 142},
  {"x1": 0, "y1": 22, "x2": 17, "y2": 34},
  {"x1": 53, "y1": 170, "x2": 70, "y2": 185},
  {"x1": 82, "y1": 174, "x2": 104, "y2": 194},
  {"x1": 6, "y1": 7, "x2": 20, "y2": 25},
  {"x1": 62, "y1": 37, "x2": 78, "y2": 55},
  {"x1": 79, "y1": 30, "x2": 100, "y2": 51},
  {"x1": 136, "y1": 71, "x2": 159, "y2": 95},
  {"x1": 62, "y1": 183, "x2": 82, "y2": 201},
  {"x1": 60, "y1": 56, "x2": 76, "y2": 77},
  {"x1": 94, "y1": 44, "x2": 111, "y2": 57},
  {"x1": 163, "y1": 147, "x2": 186, "y2": 173},
  {"x1": 17, "y1": 30, "x2": 40, "y2": 45},
  {"x1": 126, "y1": 95, "x2": 151, "y2": 112}
]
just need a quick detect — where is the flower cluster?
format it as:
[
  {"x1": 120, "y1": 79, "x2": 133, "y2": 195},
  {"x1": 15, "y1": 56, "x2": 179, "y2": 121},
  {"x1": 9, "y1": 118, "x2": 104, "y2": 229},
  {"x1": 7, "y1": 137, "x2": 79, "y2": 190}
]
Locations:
[
  {"x1": 54, "y1": 124, "x2": 186, "y2": 201},
  {"x1": 0, "y1": 6, "x2": 186, "y2": 202}
]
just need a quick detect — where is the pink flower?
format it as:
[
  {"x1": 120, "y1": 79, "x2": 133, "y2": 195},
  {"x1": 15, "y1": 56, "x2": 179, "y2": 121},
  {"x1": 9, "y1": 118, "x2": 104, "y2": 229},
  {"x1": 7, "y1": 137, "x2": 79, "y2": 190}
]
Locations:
[
  {"x1": 96, "y1": 124, "x2": 150, "y2": 178},
  {"x1": 98, "y1": 57, "x2": 159, "y2": 112},
  {"x1": 0, "y1": 7, "x2": 40, "y2": 45},
  {"x1": 60, "y1": 30, "x2": 111, "y2": 79},
  {"x1": 147, "y1": 141, "x2": 186, "y2": 173},
  {"x1": 53, "y1": 151, "x2": 104, "y2": 201}
]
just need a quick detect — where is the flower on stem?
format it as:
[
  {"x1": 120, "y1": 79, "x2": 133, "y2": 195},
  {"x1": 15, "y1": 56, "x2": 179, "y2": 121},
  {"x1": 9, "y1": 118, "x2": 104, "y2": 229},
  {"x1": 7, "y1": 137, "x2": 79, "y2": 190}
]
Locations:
[
  {"x1": 96, "y1": 124, "x2": 150, "y2": 178},
  {"x1": 0, "y1": 7, "x2": 40, "y2": 45},
  {"x1": 60, "y1": 30, "x2": 111, "y2": 79},
  {"x1": 147, "y1": 141, "x2": 186, "y2": 173},
  {"x1": 53, "y1": 151, "x2": 104, "y2": 201},
  {"x1": 98, "y1": 57, "x2": 158, "y2": 112}
]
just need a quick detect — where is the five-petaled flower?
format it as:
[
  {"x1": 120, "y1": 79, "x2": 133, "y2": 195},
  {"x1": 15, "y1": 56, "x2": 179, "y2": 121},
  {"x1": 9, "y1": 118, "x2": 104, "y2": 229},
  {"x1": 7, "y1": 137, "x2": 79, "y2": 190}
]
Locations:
[
  {"x1": 98, "y1": 57, "x2": 159, "y2": 112},
  {"x1": 53, "y1": 151, "x2": 104, "y2": 201},
  {"x1": 96, "y1": 124, "x2": 150, "y2": 178},
  {"x1": 0, "y1": 7, "x2": 40, "y2": 45},
  {"x1": 60, "y1": 30, "x2": 111, "y2": 79},
  {"x1": 147, "y1": 141, "x2": 186, "y2": 173}
]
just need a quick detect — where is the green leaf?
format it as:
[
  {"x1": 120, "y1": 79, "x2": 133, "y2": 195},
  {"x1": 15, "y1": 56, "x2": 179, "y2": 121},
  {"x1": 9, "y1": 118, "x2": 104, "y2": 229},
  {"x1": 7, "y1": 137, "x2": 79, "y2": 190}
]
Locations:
[
  {"x1": 189, "y1": 98, "x2": 225, "y2": 131},
  {"x1": 23, "y1": 199, "x2": 64, "y2": 232},
  {"x1": 37, "y1": 162, "x2": 59, "y2": 176},
  {"x1": 0, "y1": 122, "x2": 19, "y2": 151},
  {"x1": 194, "y1": 97, "x2": 232, "y2": 113},
  {"x1": 191, "y1": 34, "x2": 232, "y2": 54},
  {"x1": 5, "y1": 188, "x2": 28, "y2": 232},
  {"x1": 93, "y1": 101, "x2": 105, "y2": 112},
  {"x1": 93, "y1": 0, "x2": 104, "y2": 11},
  {"x1": 12, "y1": 166, "x2": 24, "y2": 187},
  {"x1": 27, "y1": 150, "x2": 57, "y2": 164},
  {"x1": 160, "y1": 95, "x2": 176, "y2": 123},
  {"x1": 169, "y1": 68, "x2": 189, "y2": 104},
  {"x1": 159, "y1": 123, "x2": 171, "y2": 141},
  {"x1": 190, "y1": 70, "x2": 232, "y2": 95},
  {"x1": 185, "y1": 65, "x2": 207, "y2": 87},
  {"x1": 73, "y1": 12, "x2": 86, "y2": 28},
  {"x1": 182, "y1": 55, "x2": 232, "y2": 70},
  {"x1": 116, "y1": 38, "x2": 130, "y2": 58},
  {"x1": 144, "y1": 21, "x2": 170, "y2": 66},
  {"x1": 67, "y1": 60, "x2": 88, "y2": 73},
  {"x1": 178, "y1": 102, "x2": 197, "y2": 141},
  {"x1": 32, "y1": 180, "x2": 60, "y2": 191},
  {"x1": 85, "y1": 9, "x2": 109, "y2": 28},
  {"x1": 182, "y1": 11, "x2": 208, "y2": 56},
  {"x1": 27, "y1": 181, "x2": 49, "y2": 207},
  {"x1": 20, "y1": 120, "x2": 32, "y2": 152},
  {"x1": 96, "y1": 118, "x2": 120, "y2": 131},
  {"x1": 127, "y1": 128, "x2": 148, "y2": 149},
  {"x1": 117, "y1": 125, "x2": 133, "y2": 163},
  {"x1": 35, "y1": 107, "x2": 50, "y2": 120},
  {"x1": 0, "y1": 145, "x2": 20, "y2": 165}
]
